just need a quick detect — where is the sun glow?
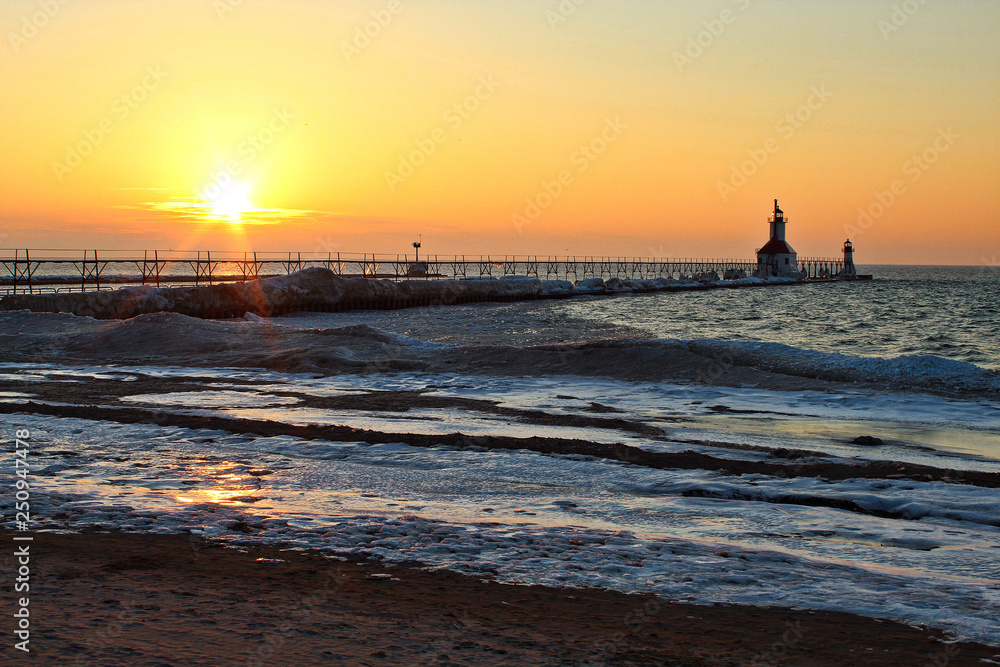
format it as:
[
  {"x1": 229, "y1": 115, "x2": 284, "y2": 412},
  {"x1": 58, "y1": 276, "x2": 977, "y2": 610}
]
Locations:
[
  {"x1": 208, "y1": 183, "x2": 254, "y2": 221},
  {"x1": 1, "y1": 2, "x2": 995, "y2": 262}
]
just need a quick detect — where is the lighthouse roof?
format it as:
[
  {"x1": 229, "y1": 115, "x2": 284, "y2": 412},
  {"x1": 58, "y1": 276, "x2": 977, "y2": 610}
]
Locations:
[{"x1": 758, "y1": 237, "x2": 794, "y2": 255}]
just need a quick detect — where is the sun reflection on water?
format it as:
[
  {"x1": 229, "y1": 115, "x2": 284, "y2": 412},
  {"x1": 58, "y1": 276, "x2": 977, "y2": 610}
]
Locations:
[{"x1": 173, "y1": 462, "x2": 264, "y2": 506}]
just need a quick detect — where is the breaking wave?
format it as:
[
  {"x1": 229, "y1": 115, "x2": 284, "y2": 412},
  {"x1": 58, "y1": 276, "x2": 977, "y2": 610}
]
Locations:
[
  {"x1": 2, "y1": 308, "x2": 996, "y2": 397},
  {"x1": 680, "y1": 339, "x2": 1000, "y2": 394}
]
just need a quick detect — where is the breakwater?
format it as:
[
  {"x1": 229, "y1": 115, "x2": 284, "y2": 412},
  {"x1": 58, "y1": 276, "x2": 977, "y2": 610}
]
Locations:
[{"x1": 0, "y1": 267, "x2": 832, "y2": 320}]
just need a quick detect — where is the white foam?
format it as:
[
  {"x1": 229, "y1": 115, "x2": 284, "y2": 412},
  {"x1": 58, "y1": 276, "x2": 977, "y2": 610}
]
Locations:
[{"x1": 121, "y1": 391, "x2": 300, "y2": 409}]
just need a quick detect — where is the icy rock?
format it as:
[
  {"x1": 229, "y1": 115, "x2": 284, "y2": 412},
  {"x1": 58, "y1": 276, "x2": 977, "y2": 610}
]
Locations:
[
  {"x1": 573, "y1": 278, "x2": 607, "y2": 294},
  {"x1": 623, "y1": 279, "x2": 658, "y2": 291},
  {"x1": 695, "y1": 271, "x2": 721, "y2": 283},
  {"x1": 540, "y1": 280, "x2": 574, "y2": 297},
  {"x1": 604, "y1": 278, "x2": 633, "y2": 292},
  {"x1": 0, "y1": 268, "x2": 546, "y2": 320}
]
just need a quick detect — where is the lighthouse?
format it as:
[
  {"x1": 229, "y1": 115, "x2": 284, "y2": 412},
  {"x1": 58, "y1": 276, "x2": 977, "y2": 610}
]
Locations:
[
  {"x1": 755, "y1": 199, "x2": 801, "y2": 278},
  {"x1": 769, "y1": 199, "x2": 787, "y2": 241},
  {"x1": 841, "y1": 239, "x2": 857, "y2": 279}
]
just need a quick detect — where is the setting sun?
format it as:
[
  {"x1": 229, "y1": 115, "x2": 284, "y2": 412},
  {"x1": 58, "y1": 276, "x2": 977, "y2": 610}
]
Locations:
[{"x1": 208, "y1": 183, "x2": 253, "y2": 222}]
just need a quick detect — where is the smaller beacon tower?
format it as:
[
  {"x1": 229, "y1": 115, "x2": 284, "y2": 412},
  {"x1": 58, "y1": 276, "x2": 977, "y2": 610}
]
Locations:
[{"x1": 841, "y1": 239, "x2": 857, "y2": 279}]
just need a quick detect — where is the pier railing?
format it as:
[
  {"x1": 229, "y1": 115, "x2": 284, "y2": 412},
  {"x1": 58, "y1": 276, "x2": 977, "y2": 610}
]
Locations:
[
  {"x1": 0, "y1": 249, "x2": 764, "y2": 294},
  {"x1": 797, "y1": 256, "x2": 845, "y2": 279}
]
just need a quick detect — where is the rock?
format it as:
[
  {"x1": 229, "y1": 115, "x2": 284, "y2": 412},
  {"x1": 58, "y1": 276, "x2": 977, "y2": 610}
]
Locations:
[
  {"x1": 852, "y1": 435, "x2": 885, "y2": 447},
  {"x1": 0, "y1": 268, "x2": 546, "y2": 320},
  {"x1": 573, "y1": 278, "x2": 606, "y2": 294},
  {"x1": 540, "y1": 280, "x2": 574, "y2": 297},
  {"x1": 604, "y1": 277, "x2": 633, "y2": 292}
]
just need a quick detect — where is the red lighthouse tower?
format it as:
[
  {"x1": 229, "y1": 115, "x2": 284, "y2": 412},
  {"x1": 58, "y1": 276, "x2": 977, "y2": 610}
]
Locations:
[{"x1": 755, "y1": 199, "x2": 799, "y2": 278}]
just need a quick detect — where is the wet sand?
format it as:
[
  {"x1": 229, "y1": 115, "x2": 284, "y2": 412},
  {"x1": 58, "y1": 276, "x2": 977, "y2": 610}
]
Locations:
[{"x1": 4, "y1": 530, "x2": 996, "y2": 666}]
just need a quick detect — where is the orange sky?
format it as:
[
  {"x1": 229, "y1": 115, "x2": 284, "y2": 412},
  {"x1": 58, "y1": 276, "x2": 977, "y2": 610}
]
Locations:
[{"x1": 1, "y1": 0, "x2": 997, "y2": 264}]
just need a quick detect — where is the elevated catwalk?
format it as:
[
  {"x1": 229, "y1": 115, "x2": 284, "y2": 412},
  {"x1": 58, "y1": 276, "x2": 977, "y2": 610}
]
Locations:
[{"x1": 0, "y1": 250, "x2": 846, "y2": 295}]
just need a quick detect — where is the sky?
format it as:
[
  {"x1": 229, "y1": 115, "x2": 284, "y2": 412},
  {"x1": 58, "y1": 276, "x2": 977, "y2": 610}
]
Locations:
[{"x1": 1, "y1": 0, "x2": 997, "y2": 264}]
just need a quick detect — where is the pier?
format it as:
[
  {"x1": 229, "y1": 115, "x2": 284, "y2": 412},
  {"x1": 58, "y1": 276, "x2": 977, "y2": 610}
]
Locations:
[{"x1": 0, "y1": 249, "x2": 848, "y2": 295}]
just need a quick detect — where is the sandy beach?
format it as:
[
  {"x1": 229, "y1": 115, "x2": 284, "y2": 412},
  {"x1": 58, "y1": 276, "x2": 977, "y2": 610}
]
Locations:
[{"x1": 5, "y1": 529, "x2": 996, "y2": 666}]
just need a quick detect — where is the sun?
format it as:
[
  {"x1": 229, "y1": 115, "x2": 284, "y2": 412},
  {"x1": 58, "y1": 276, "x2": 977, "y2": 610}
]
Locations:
[{"x1": 209, "y1": 182, "x2": 254, "y2": 221}]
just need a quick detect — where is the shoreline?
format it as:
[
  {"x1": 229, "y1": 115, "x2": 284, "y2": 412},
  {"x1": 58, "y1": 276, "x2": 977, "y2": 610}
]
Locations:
[
  {"x1": 5, "y1": 399, "x2": 997, "y2": 488},
  {"x1": 5, "y1": 529, "x2": 996, "y2": 666}
]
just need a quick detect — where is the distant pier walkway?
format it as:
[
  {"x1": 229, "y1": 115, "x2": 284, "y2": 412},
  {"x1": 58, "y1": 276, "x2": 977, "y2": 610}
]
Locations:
[{"x1": 0, "y1": 249, "x2": 845, "y2": 295}]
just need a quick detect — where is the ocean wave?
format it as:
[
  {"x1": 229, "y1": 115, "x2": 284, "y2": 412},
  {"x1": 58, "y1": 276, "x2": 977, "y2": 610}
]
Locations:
[
  {"x1": 681, "y1": 339, "x2": 1000, "y2": 394},
  {"x1": 1, "y1": 308, "x2": 997, "y2": 396}
]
